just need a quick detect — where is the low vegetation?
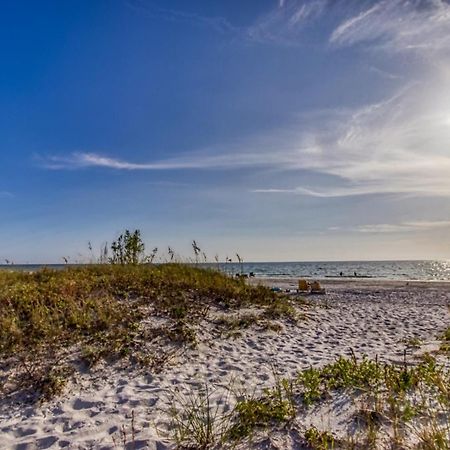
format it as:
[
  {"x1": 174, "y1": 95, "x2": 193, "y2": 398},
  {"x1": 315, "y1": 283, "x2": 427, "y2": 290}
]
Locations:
[
  {"x1": 0, "y1": 260, "x2": 299, "y2": 401},
  {"x1": 441, "y1": 326, "x2": 450, "y2": 354},
  {"x1": 168, "y1": 355, "x2": 450, "y2": 449},
  {"x1": 0, "y1": 263, "x2": 289, "y2": 354}
]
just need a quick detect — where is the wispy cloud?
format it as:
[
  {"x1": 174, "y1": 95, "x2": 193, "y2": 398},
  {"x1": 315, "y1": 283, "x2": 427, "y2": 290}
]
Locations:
[
  {"x1": 344, "y1": 220, "x2": 450, "y2": 234},
  {"x1": 125, "y1": 0, "x2": 450, "y2": 51},
  {"x1": 244, "y1": 0, "x2": 450, "y2": 51},
  {"x1": 41, "y1": 1, "x2": 450, "y2": 201},
  {"x1": 125, "y1": 0, "x2": 238, "y2": 35},
  {"x1": 367, "y1": 65, "x2": 402, "y2": 80},
  {"x1": 252, "y1": 74, "x2": 450, "y2": 198},
  {"x1": 42, "y1": 72, "x2": 450, "y2": 199},
  {"x1": 41, "y1": 151, "x2": 286, "y2": 171},
  {"x1": 126, "y1": 0, "x2": 327, "y2": 46},
  {"x1": 330, "y1": 0, "x2": 450, "y2": 54},
  {"x1": 0, "y1": 191, "x2": 13, "y2": 198},
  {"x1": 42, "y1": 153, "x2": 192, "y2": 170},
  {"x1": 245, "y1": 0, "x2": 326, "y2": 45},
  {"x1": 251, "y1": 185, "x2": 415, "y2": 198}
]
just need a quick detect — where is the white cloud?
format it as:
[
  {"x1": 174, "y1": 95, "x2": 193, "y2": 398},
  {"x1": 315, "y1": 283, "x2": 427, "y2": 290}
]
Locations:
[
  {"x1": 252, "y1": 73, "x2": 450, "y2": 198},
  {"x1": 242, "y1": 0, "x2": 450, "y2": 50},
  {"x1": 245, "y1": 0, "x2": 326, "y2": 45},
  {"x1": 330, "y1": 0, "x2": 450, "y2": 54},
  {"x1": 367, "y1": 65, "x2": 402, "y2": 80},
  {"x1": 43, "y1": 153, "x2": 192, "y2": 170},
  {"x1": 354, "y1": 220, "x2": 450, "y2": 233},
  {"x1": 126, "y1": 0, "x2": 450, "y2": 52},
  {"x1": 42, "y1": 151, "x2": 286, "y2": 171},
  {"x1": 252, "y1": 186, "x2": 412, "y2": 198},
  {"x1": 406, "y1": 220, "x2": 450, "y2": 229},
  {"x1": 42, "y1": 72, "x2": 450, "y2": 199},
  {"x1": 41, "y1": 1, "x2": 450, "y2": 201}
]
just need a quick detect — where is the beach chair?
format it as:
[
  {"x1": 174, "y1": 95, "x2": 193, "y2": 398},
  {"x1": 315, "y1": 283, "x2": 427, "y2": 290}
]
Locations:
[
  {"x1": 298, "y1": 279, "x2": 309, "y2": 292},
  {"x1": 310, "y1": 281, "x2": 326, "y2": 294}
]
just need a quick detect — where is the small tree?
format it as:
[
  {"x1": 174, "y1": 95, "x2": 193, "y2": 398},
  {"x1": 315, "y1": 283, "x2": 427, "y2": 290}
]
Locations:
[{"x1": 109, "y1": 229, "x2": 147, "y2": 265}]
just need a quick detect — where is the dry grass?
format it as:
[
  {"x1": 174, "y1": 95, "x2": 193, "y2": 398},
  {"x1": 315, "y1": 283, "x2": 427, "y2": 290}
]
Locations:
[
  {"x1": 168, "y1": 355, "x2": 450, "y2": 449},
  {"x1": 0, "y1": 264, "x2": 293, "y2": 401},
  {"x1": 0, "y1": 264, "x2": 281, "y2": 355}
]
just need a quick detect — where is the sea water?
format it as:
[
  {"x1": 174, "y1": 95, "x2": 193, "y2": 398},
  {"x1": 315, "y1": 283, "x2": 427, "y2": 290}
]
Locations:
[
  {"x1": 208, "y1": 260, "x2": 450, "y2": 281},
  {"x1": 2, "y1": 260, "x2": 449, "y2": 281}
]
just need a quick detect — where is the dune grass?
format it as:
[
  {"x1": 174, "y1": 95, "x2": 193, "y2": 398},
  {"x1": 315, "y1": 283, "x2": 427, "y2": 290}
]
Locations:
[
  {"x1": 0, "y1": 263, "x2": 293, "y2": 401},
  {"x1": 441, "y1": 326, "x2": 450, "y2": 354},
  {"x1": 169, "y1": 355, "x2": 450, "y2": 449},
  {"x1": 0, "y1": 264, "x2": 281, "y2": 356}
]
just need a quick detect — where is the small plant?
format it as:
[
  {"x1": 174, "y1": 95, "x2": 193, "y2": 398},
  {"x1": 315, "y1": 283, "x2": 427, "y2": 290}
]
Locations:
[
  {"x1": 227, "y1": 375, "x2": 295, "y2": 440},
  {"x1": 298, "y1": 367, "x2": 323, "y2": 406},
  {"x1": 215, "y1": 313, "x2": 261, "y2": 332},
  {"x1": 112, "y1": 410, "x2": 138, "y2": 449},
  {"x1": 192, "y1": 240, "x2": 201, "y2": 263},
  {"x1": 109, "y1": 229, "x2": 147, "y2": 265},
  {"x1": 38, "y1": 365, "x2": 72, "y2": 402},
  {"x1": 263, "y1": 320, "x2": 283, "y2": 333},
  {"x1": 441, "y1": 327, "x2": 450, "y2": 354},
  {"x1": 166, "y1": 320, "x2": 198, "y2": 347},
  {"x1": 417, "y1": 424, "x2": 450, "y2": 450},
  {"x1": 263, "y1": 299, "x2": 298, "y2": 322},
  {"x1": 99, "y1": 242, "x2": 109, "y2": 263},
  {"x1": 81, "y1": 344, "x2": 104, "y2": 368},
  {"x1": 236, "y1": 253, "x2": 244, "y2": 275},
  {"x1": 443, "y1": 327, "x2": 450, "y2": 341},
  {"x1": 304, "y1": 426, "x2": 336, "y2": 450},
  {"x1": 168, "y1": 384, "x2": 233, "y2": 449},
  {"x1": 404, "y1": 337, "x2": 423, "y2": 349},
  {"x1": 149, "y1": 246, "x2": 158, "y2": 263}
]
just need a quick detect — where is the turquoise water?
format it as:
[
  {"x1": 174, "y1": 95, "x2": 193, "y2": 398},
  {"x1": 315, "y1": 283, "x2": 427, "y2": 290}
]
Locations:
[{"x1": 1, "y1": 260, "x2": 450, "y2": 281}]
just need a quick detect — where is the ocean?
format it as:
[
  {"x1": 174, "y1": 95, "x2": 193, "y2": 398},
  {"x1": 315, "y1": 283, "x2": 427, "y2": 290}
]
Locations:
[
  {"x1": 1, "y1": 260, "x2": 450, "y2": 281},
  {"x1": 214, "y1": 260, "x2": 450, "y2": 281}
]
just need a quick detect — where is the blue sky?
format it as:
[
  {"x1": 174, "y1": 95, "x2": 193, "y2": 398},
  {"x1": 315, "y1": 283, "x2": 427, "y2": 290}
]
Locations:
[{"x1": 1, "y1": 0, "x2": 450, "y2": 263}]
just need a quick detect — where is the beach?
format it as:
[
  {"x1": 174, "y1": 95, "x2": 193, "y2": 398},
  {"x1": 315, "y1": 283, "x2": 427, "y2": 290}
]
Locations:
[
  {"x1": 3, "y1": 0, "x2": 450, "y2": 447},
  {"x1": 1, "y1": 276, "x2": 449, "y2": 449}
]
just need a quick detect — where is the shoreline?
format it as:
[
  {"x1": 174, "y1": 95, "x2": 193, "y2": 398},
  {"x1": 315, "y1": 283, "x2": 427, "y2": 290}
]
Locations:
[{"x1": 252, "y1": 276, "x2": 450, "y2": 288}]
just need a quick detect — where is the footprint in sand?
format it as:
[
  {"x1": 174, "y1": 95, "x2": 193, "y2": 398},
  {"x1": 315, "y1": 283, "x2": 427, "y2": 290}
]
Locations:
[
  {"x1": 73, "y1": 398, "x2": 100, "y2": 410},
  {"x1": 34, "y1": 436, "x2": 59, "y2": 449},
  {"x1": 221, "y1": 344, "x2": 234, "y2": 352},
  {"x1": 109, "y1": 425, "x2": 119, "y2": 434},
  {"x1": 257, "y1": 373, "x2": 270, "y2": 381},
  {"x1": 16, "y1": 427, "x2": 37, "y2": 437}
]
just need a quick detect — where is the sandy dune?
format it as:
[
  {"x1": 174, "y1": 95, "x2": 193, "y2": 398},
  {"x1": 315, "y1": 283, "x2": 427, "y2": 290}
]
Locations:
[{"x1": 1, "y1": 279, "x2": 449, "y2": 449}]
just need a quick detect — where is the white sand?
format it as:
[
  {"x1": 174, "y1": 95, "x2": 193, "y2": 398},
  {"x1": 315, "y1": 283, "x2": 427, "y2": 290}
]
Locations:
[{"x1": 1, "y1": 279, "x2": 449, "y2": 449}]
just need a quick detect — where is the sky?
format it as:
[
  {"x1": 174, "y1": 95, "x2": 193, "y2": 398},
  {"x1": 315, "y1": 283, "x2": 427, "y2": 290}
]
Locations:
[{"x1": 1, "y1": 0, "x2": 450, "y2": 263}]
